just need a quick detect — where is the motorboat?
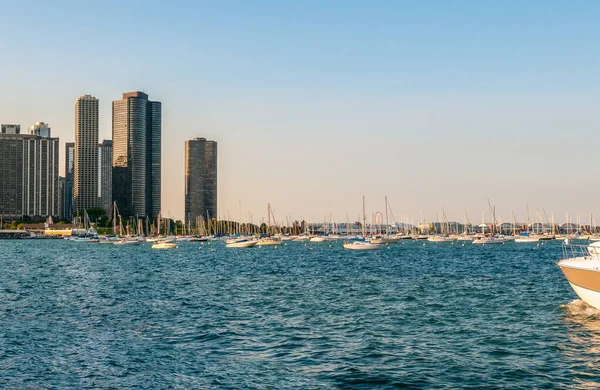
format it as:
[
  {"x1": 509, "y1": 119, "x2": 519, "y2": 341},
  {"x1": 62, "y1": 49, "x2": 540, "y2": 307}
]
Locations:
[
  {"x1": 226, "y1": 238, "x2": 258, "y2": 248},
  {"x1": 412, "y1": 235, "x2": 429, "y2": 240},
  {"x1": 152, "y1": 242, "x2": 178, "y2": 249},
  {"x1": 472, "y1": 237, "x2": 505, "y2": 245},
  {"x1": 427, "y1": 235, "x2": 455, "y2": 242},
  {"x1": 310, "y1": 236, "x2": 327, "y2": 243},
  {"x1": 515, "y1": 236, "x2": 540, "y2": 243},
  {"x1": 113, "y1": 239, "x2": 143, "y2": 246},
  {"x1": 70, "y1": 236, "x2": 99, "y2": 243},
  {"x1": 456, "y1": 235, "x2": 475, "y2": 241},
  {"x1": 370, "y1": 235, "x2": 400, "y2": 244},
  {"x1": 256, "y1": 237, "x2": 282, "y2": 246},
  {"x1": 558, "y1": 242, "x2": 600, "y2": 310},
  {"x1": 190, "y1": 236, "x2": 212, "y2": 242},
  {"x1": 292, "y1": 235, "x2": 311, "y2": 242},
  {"x1": 343, "y1": 241, "x2": 380, "y2": 250}
]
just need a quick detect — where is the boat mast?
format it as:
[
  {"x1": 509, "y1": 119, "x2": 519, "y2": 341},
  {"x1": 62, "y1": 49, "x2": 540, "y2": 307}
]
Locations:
[{"x1": 385, "y1": 196, "x2": 389, "y2": 237}]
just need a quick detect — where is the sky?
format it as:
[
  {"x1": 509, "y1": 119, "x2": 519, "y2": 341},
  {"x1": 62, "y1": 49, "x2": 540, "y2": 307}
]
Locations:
[{"x1": 1, "y1": 0, "x2": 600, "y2": 224}]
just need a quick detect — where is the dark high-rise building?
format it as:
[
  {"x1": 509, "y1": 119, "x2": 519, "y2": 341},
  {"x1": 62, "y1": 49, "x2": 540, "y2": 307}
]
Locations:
[
  {"x1": 63, "y1": 142, "x2": 75, "y2": 219},
  {"x1": 74, "y1": 94, "x2": 99, "y2": 212},
  {"x1": 99, "y1": 139, "x2": 113, "y2": 213},
  {"x1": 0, "y1": 126, "x2": 59, "y2": 220},
  {"x1": 0, "y1": 133, "x2": 25, "y2": 219},
  {"x1": 58, "y1": 176, "x2": 66, "y2": 218},
  {"x1": 185, "y1": 138, "x2": 217, "y2": 226},
  {"x1": 112, "y1": 91, "x2": 161, "y2": 218}
]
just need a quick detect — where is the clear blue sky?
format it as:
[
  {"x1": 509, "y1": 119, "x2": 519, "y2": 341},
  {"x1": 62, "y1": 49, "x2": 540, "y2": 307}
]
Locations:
[{"x1": 1, "y1": 1, "x2": 599, "y2": 223}]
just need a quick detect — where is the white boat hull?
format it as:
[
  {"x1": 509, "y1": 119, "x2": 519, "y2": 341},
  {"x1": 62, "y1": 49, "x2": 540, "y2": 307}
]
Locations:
[
  {"x1": 343, "y1": 242, "x2": 380, "y2": 250},
  {"x1": 256, "y1": 239, "x2": 281, "y2": 246},
  {"x1": 559, "y1": 256, "x2": 600, "y2": 310},
  {"x1": 515, "y1": 238, "x2": 540, "y2": 243},
  {"x1": 152, "y1": 243, "x2": 178, "y2": 249},
  {"x1": 370, "y1": 237, "x2": 400, "y2": 244},
  {"x1": 226, "y1": 240, "x2": 258, "y2": 248},
  {"x1": 472, "y1": 238, "x2": 505, "y2": 245}
]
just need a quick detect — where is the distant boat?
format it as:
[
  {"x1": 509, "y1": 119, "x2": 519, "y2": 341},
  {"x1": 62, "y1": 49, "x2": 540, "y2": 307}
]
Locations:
[
  {"x1": 515, "y1": 236, "x2": 539, "y2": 243},
  {"x1": 310, "y1": 236, "x2": 327, "y2": 243},
  {"x1": 256, "y1": 237, "x2": 282, "y2": 246},
  {"x1": 343, "y1": 241, "x2": 380, "y2": 250},
  {"x1": 113, "y1": 239, "x2": 142, "y2": 246},
  {"x1": 226, "y1": 238, "x2": 258, "y2": 248},
  {"x1": 344, "y1": 196, "x2": 380, "y2": 251},
  {"x1": 370, "y1": 236, "x2": 400, "y2": 244},
  {"x1": 152, "y1": 242, "x2": 178, "y2": 249},
  {"x1": 427, "y1": 236, "x2": 455, "y2": 242},
  {"x1": 472, "y1": 237, "x2": 505, "y2": 245}
]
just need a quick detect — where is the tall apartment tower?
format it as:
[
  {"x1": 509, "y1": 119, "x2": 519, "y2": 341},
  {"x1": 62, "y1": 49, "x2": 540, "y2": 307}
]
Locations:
[
  {"x1": 185, "y1": 138, "x2": 217, "y2": 226},
  {"x1": 0, "y1": 124, "x2": 59, "y2": 219},
  {"x1": 112, "y1": 91, "x2": 161, "y2": 218},
  {"x1": 99, "y1": 139, "x2": 113, "y2": 213},
  {"x1": 74, "y1": 95, "x2": 99, "y2": 212},
  {"x1": 63, "y1": 142, "x2": 75, "y2": 219}
]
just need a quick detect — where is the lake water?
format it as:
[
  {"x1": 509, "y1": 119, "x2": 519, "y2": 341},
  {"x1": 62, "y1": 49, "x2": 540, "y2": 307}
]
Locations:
[{"x1": 0, "y1": 239, "x2": 598, "y2": 388}]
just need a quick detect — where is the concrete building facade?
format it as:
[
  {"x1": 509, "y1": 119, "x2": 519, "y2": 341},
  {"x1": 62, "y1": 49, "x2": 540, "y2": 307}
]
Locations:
[
  {"x1": 63, "y1": 142, "x2": 75, "y2": 219},
  {"x1": 185, "y1": 137, "x2": 217, "y2": 226},
  {"x1": 99, "y1": 139, "x2": 113, "y2": 213},
  {"x1": 74, "y1": 95, "x2": 99, "y2": 212},
  {"x1": 0, "y1": 129, "x2": 59, "y2": 220}
]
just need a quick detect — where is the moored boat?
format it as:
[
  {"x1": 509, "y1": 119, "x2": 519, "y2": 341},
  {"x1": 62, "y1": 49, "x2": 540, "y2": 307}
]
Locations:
[
  {"x1": 472, "y1": 237, "x2": 505, "y2": 245},
  {"x1": 152, "y1": 242, "x2": 178, "y2": 249},
  {"x1": 226, "y1": 238, "x2": 258, "y2": 248},
  {"x1": 558, "y1": 242, "x2": 600, "y2": 310},
  {"x1": 343, "y1": 241, "x2": 380, "y2": 250}
]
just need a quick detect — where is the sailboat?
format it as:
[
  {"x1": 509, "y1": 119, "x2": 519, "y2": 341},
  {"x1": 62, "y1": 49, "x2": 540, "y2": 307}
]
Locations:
[
  {"x1": 256, "y1": 204, "x2": 282, "y2": 246},
  {"x1": 515, "y1": 204, "x2": 539, "y2": 243},
  {"x1": 371, "y1": 197, "x2": 400, "y2": 244},
  {"x1": 344, "y1": 197, "x2": 380, "y2": 250}
]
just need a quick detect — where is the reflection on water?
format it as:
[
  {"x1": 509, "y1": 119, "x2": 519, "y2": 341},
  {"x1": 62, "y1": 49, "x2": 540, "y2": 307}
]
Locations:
[{"x1": 561, "y1": 300, "x2": 600, "y2": 389}]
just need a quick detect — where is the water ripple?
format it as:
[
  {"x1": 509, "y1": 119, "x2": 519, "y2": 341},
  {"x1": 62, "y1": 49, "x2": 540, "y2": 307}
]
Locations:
[{"x1": 0, "y1": 239, "x2": 597, "y2": 388}]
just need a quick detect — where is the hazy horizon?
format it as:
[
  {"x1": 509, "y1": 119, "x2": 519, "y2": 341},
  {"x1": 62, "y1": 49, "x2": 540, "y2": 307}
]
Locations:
[{"x1": 2, "y1": 1, "x2": 599, "y2": 223}]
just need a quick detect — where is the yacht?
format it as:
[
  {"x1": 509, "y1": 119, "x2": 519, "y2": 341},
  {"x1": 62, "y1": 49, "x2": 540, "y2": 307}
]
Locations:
[
  {"x1": 226, "y1": 238, "x2": 258, "y2": 248},
  {"x1": 558, "y1": 241, "x2": 600, "y2": 309},
  {"x1": 427, "y1": 235, "x2": 455, "y2": 242},
  {"x1": 256, "y1": 236, "x2": 282, "y2": 246},
  {"x1": 343, "y1": 241, "x2": 380, "y2": 250},
  {"x1": 152, "y1": 242, "x2": 178, "y2": 249},
  {"x1": 370, "y1": 235, "x2": 400, "y2": 244},
  {"x1": 472, "y1": 237, "x2": 505, "y2": 245},
  {"x1": 515, "y1": 236, "x2": 540, "y2": 243}
]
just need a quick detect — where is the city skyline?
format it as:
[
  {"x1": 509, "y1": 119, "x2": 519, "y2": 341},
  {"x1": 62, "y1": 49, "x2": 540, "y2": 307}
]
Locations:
[{"x1": 2, "y1": 1, "x2": 600, "y2": 222}]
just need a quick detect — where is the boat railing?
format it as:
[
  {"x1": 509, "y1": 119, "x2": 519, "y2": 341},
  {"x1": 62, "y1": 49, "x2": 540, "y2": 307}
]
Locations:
[{"x1": 562, "y1": 242, "x2": 600, "y2": 260}]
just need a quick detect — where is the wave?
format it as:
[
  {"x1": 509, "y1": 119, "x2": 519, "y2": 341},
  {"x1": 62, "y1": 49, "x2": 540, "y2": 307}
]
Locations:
[{"x1": 561, "y1": 299, "x2": 600, "y2": 319}]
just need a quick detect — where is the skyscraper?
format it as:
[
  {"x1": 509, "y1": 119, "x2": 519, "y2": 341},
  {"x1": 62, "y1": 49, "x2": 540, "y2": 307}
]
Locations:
[
  {"x1": 63, "y1": 142, "x2": 75, "y2": 219},
  {"x1": 0, "y1": 124, "x2": 59, "y2": 219},
  {"x1": 74, "y1": 94, "x2": 99, "y2": 212},
  {"x1": 22, "y1": 124, "x2": 60, "y2": 217},
  {"x1": 185, "y1": 138, "x2": 217, "y2": 226},
  {"x1": 112, "y1": 91, "x2": 161, "y2": 218},
  {"x1": 99, "y1": 139, "x2": 112, "y2": 213}
]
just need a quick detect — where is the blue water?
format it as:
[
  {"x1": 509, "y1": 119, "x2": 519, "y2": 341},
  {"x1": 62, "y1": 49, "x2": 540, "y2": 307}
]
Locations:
[{"x1": 0, "y1": 239, "x2": 598, "y2": 388}]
